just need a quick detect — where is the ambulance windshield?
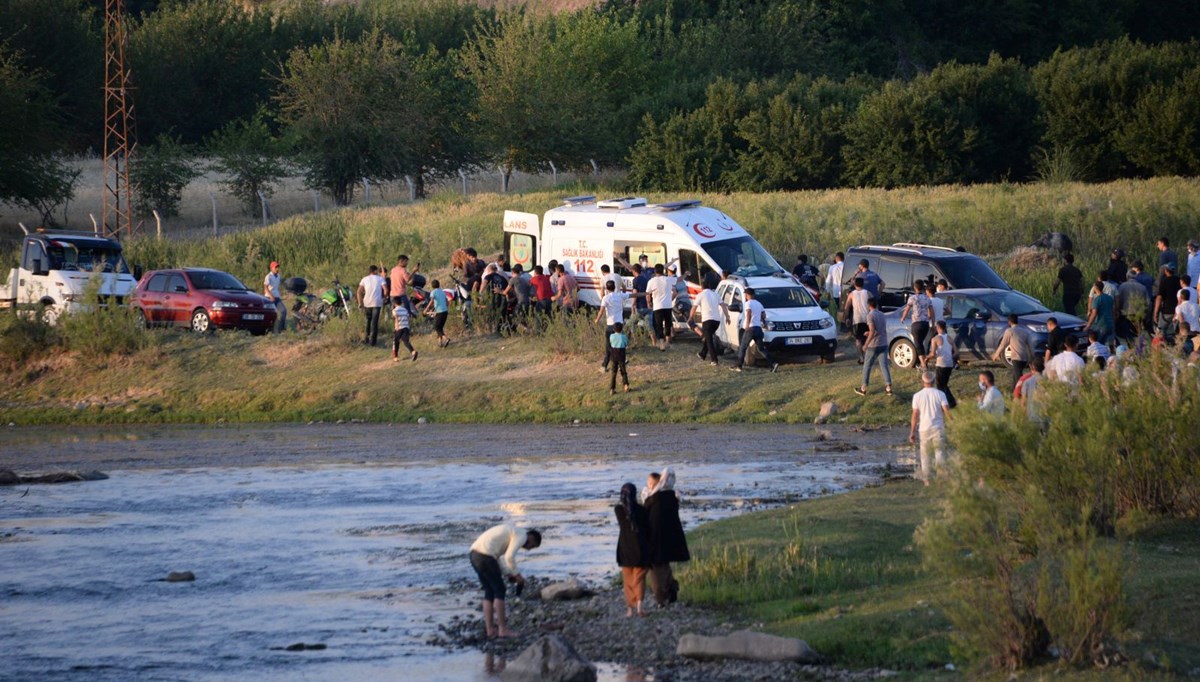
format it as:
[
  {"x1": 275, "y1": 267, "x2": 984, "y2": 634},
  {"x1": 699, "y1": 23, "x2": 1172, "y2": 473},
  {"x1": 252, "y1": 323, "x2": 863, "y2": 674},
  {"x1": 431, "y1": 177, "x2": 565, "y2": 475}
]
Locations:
[{"x1": 701, "y1": 236, "x2": 782, "y2": 278}]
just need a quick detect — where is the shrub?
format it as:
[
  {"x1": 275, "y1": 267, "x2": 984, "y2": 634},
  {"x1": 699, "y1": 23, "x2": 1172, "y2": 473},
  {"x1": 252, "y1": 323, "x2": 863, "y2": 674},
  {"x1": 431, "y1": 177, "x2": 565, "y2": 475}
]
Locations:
[
  {"x1": 208, "y1": 109, "x2": 291, "y2": 218},
  {"x1": 0, "y1": 307, "x2": 58, "y2": 367},
  {"x1": 57, "y1": 276, "x2": 153, "y2": 356}
]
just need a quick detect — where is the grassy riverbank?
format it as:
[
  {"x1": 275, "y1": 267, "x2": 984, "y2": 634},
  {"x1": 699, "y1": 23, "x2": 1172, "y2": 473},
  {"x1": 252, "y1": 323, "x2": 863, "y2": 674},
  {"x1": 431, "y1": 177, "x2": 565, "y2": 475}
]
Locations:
[{"x1": 681, "y1": 481, "x2": 1200, "y2": 679}]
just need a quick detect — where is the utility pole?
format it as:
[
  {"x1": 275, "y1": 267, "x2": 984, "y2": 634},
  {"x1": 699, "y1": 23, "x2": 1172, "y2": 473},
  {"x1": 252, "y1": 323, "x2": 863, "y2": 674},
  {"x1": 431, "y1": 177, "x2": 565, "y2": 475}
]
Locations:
[{"x1": 102, "y1": 0, "x2": 137, "y2": 240}]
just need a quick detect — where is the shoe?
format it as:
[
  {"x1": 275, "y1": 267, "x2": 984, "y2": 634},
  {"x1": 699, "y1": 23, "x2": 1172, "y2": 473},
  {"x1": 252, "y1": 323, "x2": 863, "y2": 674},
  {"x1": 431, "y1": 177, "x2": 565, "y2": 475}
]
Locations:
[
  {"x1": 392, "y1": 356, "x2": 398, "y2": 363},
  {"x1": 854, "y1": 387, "x2": 866, "y2": 396},
  {"x1": 624, "y1": 385, "x2": 630, "y2": 392},
  {"x1": 731, "y1": 366, "x2": 743, "y2": 372},
  {"x1": 696, "y1": 352, "x2": 705, "y2": 360},
  {"x1": 600, "y1": 366, "x2": 608, "y2": 374},
  {"x1": 411, "y1": 351, "x2": 418, "y2": 362},
  {"x1": 885, "y1": 386, "x2": 893, "y2": 395},
  {"x1": 710, "y1": 361, "x2": 718, "y2": 367},
  {"x1": 771, "y1": 363, "x2": 779, "y2": 373},
  {"x1": 610, "y1": 389, "x2": 616, "y2": 396},
  {"x1": 857, "y1": 359, "x2": 864, "y2": 365}
]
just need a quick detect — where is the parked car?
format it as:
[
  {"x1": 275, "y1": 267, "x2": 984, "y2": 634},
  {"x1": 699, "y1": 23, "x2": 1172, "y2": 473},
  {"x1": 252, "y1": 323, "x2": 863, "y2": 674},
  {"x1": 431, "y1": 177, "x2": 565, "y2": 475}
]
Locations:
[
  {"x1": 884, "y1": 288, "x2": 1087, "y2": 369},
  {"x1": 714, "y1": 273, "x2": 838, "y2": 362},
  {"x1": 134, "y1": 268, "x2": 277, "y2": 334},
  {"x1": 845, "y1": 243, "x2": 1010, "y2": 310}
]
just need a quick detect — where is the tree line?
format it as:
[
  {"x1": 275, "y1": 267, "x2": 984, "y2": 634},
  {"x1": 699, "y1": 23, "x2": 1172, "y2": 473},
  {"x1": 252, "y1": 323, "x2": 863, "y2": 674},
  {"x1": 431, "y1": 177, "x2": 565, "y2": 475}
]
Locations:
[{"x1": 2, "y1": 0, "x2": 1198, "y2": 223}]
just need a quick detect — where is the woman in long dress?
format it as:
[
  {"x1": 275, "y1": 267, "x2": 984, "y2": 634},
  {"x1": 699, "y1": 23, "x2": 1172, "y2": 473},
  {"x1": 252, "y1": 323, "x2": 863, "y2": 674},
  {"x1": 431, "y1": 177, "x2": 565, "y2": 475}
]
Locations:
[
  {"x1": 614, "y1": 482, "x2": 650, "y2": 617},
  {"x1": 643, "y1": 467, "x2": 690, "y2": 607}
]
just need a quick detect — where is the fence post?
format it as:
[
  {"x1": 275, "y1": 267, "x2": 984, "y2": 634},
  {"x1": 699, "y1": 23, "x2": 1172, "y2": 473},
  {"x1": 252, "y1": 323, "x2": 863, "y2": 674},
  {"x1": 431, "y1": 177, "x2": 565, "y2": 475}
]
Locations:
[
  {"x1": 500, "y1": 168, "x2": 509, "y2": 194},
  {"x1": 590, "y1": 158, "x2": 599, "y2": 176},
  {"x1": 209, "y1": 192, "x2": 218, "y2": 236},
  {"x1": 152, "y1": 210, "x2": 162, "y2": 241},
  {"x1": 88, "y1": 213, "x2": 98, "y2": 235},
  {"x1": 363, "y1": 177, "x2": 371, "y2": 203},
  {"x1": 312, "y1": 190, "x2": 320, "y2": 212},
  {"x1": 549, "y1": 160, "x2": 558, "y2": 185},
  {"x1": 459, "y1": 169, "x2": 468, "y2": 196},
  {"x1": 405, "y1": 175, "x2": 415, "y2": 202},
  {"x1": 257, "y1": 191, "x2": 270, "y2": 226}
]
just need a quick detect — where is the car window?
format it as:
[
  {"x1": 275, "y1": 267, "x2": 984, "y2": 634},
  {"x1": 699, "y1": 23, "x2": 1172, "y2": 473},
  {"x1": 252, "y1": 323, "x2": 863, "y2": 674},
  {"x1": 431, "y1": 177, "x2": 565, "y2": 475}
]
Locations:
[
  {"x1": 754, "y1": 287, "x2": 817, "y2": 308},
  {"x1": 168, "y1": 274, "x2": 188, "y2": 293},
  {"x1": 949, "y1": 295, "x2": 986, "y2": 319},
  {"x1": 939, "y1": 256, "x2": 1008, "y2": 289},
  {"x1": 23, "y1": 240, "x2": 48, "y2": 271},
  {"x1": 726, "y1": 288, "x2": 743, "y2": 310},
  {"x1": 911, "y1": 261, "x2": 939, "y2": 288},
  {"x1": 677, "y1": 249, "x2": 704, "y2": 286},
  {"x1": 980, "y1": 290, "x2": 1049, "y2": 316},
  {"x1": 878, "y1": 258, "x2": 908, "y2": 289},
  {"x1": 188, "y1": 270, "x2": 248, "y2": 291},
  {"x1": 147, "y1": 274, "x2": 168, "y2": 293}
]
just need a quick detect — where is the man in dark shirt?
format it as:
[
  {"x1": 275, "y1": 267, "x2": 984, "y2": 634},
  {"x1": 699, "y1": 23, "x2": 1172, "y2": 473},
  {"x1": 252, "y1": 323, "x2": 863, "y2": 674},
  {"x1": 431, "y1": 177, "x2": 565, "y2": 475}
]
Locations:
[
  {"x1": 1158, "y1": 237, "x2": 1179, "y2": 274},
  {"x1": 1154, "y1": 263, "x2": 1181, "y2": 334},
  {"x1": 1054, "y1": 253, "x2": 1085, "y2": 316},
  {"x1": 632, "y1": 263, "x2": 652, "y2": 323},
  {"x1": 792, "y1": 255, "x2": 819, "y2": 281},
  {"x1": 1105, "y1": 248, "x2": 1128, "y2": 284},
  {"x1": 1044, "y1": 316, "x2": 1068, "y2": 360}
]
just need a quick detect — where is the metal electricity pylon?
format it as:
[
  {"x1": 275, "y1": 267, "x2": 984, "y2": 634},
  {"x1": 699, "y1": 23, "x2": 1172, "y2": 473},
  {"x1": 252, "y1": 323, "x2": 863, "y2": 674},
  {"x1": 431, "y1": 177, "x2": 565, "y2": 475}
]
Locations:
[{"x1": 102, "y1": 0, "x2": 137, "y2": 239}]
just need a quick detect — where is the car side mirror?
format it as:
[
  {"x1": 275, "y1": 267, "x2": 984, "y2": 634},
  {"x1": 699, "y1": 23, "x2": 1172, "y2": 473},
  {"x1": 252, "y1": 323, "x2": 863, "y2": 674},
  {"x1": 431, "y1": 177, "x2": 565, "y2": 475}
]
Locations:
[
  {"x1": 174, "y1": 285, "x2": 188, "y2": 293},
  {"x1": 32, "y1": 258, "x2": 47, "y2": 276},
  {"x1": 973, "y1": 310, "x2": 989, "y2": 320}
]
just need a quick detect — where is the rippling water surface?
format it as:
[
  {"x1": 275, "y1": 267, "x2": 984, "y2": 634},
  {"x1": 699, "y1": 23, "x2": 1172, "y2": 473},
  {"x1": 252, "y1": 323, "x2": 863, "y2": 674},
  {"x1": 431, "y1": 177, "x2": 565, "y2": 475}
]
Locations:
[{"x1": 0, "y1": 425, "x2": 891, "y2": 681}]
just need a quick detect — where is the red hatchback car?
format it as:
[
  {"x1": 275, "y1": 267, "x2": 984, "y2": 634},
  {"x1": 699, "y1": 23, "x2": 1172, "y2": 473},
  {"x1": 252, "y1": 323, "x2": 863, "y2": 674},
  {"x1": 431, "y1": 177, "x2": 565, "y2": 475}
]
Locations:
[{"x1": 134, "y1": 268, "x2": 277, "y2": 334}]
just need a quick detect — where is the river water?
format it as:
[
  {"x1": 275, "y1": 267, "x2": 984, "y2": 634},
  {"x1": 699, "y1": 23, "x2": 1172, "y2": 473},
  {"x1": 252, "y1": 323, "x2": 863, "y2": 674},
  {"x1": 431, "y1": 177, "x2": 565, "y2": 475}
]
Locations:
[{"x1": 0, "y1": 424, "x2": 902, "y2": 681}]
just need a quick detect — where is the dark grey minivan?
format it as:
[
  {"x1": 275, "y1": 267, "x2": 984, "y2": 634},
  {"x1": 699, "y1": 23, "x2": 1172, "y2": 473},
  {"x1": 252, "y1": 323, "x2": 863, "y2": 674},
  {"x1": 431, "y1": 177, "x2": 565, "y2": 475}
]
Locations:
[{"x1": 844, "y1": 243, "x2": 1010, "y2": 310}]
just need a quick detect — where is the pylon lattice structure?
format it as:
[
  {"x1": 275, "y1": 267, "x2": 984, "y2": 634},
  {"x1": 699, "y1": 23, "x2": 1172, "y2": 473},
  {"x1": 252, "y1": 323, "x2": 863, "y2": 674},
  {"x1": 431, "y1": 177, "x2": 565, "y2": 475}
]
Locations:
[{"x1": 102, "y1": 0, "x2": 137, "y2": 239}]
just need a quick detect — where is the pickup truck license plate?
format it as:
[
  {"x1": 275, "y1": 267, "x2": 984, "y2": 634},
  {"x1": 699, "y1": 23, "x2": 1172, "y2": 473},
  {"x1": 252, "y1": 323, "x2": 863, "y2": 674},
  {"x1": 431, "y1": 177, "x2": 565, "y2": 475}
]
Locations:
[
  {"x1": 243, "y1": 313, "x2": 265, "y2": 320},
  {"x1": 785, "y1": 336, "x2": 813, "y2": 346}
]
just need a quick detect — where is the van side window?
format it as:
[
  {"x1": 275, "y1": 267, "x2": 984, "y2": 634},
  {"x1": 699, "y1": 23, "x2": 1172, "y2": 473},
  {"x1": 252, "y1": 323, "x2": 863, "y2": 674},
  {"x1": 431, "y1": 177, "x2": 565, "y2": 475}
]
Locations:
[
  {"x1": 147, "y1": 274, "x2": 169, "y2": 293},
  {"x1": 910, "y1": 262, "x2": 939, "y2": 288},
  {"x1": 878, "y1": 258, "x2": 908, "y2": 291},
  {"x1": 614, "y1": 241, "x2": 666, "y2": 276},
  {"x1": 677, "y1": 249, "x2": 704, "y2": 285}
]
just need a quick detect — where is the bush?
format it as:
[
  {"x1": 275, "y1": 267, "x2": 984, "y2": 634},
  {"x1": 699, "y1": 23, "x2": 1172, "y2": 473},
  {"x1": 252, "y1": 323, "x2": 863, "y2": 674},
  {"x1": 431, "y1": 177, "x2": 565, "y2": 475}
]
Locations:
[
  {"x1": 57, "y1": 276, "x2": 153, "y2": 356},
  {"x1": 208, "y1": 109, "x2": 291, "y2": 218},
  {"x1": 0, "y1": 307, "x2": 58, "y2": 367},
  {"x1": 131, "y1": 135, "x2": 201, "y2": 218}
]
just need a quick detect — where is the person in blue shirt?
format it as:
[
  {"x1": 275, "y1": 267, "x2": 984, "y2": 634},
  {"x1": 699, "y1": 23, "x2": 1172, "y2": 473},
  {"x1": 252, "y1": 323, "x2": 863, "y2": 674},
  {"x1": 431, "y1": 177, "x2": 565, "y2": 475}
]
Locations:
[
  {"x1": 631, "y1": 263, "x2": 652, "y2": 328},
  {"x1": 609, "y1": 321, "x2": 630, "y2": 395},
  {"x1": 424, "y1": 279, "x2": 451, "y2": 348},
  {"x1": 855, "y1": 259, "x2": 883, "y2": 298}
]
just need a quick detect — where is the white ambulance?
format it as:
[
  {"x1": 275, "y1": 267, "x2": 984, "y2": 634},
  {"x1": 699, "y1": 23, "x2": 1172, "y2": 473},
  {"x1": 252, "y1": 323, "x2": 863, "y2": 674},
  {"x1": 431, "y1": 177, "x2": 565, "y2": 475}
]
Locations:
[{"x1": 502, "y1": 196, "x2": 837, "y2": 360}]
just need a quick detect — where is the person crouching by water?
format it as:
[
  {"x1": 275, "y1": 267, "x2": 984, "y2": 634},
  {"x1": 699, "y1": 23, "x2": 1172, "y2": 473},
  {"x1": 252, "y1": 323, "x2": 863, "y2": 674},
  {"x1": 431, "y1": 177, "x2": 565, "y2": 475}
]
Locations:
[
  {"x1": 615, "y1": 482, "x2": 650, "y2": 618},
  {"x1": 644, "y1": 467, "x2": 690, "y2": 608},
  {"x1": 469, "y1": 524, "x2": 541, "y2": 639}
]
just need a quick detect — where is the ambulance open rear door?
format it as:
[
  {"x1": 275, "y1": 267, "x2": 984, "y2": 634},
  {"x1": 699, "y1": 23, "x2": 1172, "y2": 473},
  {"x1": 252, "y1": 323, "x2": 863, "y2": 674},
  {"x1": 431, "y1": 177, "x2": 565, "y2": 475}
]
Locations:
[{"x1": 503, "y1": 211, "x2": 539, "y2": 273}]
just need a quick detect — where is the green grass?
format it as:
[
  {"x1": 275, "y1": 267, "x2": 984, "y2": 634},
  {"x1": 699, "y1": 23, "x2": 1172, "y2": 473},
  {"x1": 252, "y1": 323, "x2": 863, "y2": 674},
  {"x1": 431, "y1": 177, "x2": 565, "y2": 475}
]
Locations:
[{"x1": 680, "y1": 481, "x2": 1200, "y2": 679}]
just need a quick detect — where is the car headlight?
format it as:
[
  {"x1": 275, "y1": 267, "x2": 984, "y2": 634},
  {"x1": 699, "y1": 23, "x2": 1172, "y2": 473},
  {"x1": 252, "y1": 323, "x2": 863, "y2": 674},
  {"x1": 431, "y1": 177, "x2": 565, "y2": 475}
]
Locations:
[
  {"x1": 765, "y1": 321, "x2": 775, "y2": 331},
  {"x1": 212, "y1": 301, "x2": 238, "y2": 309},
  {"x1": 1026, "y1": 324, "x2": 1048, "y2": 333},
  {"x1": 818, "y1": 317, "x2": 833, "y2": 328}
]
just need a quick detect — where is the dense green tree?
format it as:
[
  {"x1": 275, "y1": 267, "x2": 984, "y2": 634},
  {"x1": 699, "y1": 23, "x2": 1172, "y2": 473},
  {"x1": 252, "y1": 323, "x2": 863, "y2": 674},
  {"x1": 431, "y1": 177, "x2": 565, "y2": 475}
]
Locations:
[
  {"x1": 1116, "y1": 67, "x2": 1200, "y2": 177},
  {"x1": 0, "y1": 0, "x2": 103, "y2": 150},
  {"x1": 207, "y1": 109, "x2": 291, "y2": 217},
  {"x1": 0, "y1": 45, "x2": 80, "y2": 225},
  {"x1": 276, "y1": 30, "x2": 466, "y2": 204},
  {"x1": 843, "y1": 56, "x2": 1041, "y2": 187},
  {"x1": 728, "y1": 75, "x2": 876, "y2": 191},
  {"x1": 130, "y1": 0, "x2": 276, "y2": 143},
  {"x1": 131, "y1": 134, "x2": 200, "y2": 218},
  {"x1": 1033, "y1": 39, "x2": 1200, "y2": 181}
]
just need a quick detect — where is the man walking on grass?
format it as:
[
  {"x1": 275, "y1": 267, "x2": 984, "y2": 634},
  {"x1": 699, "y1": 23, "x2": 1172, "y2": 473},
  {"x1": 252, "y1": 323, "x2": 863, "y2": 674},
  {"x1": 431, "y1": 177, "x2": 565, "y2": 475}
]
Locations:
[
  {"x1": 356, "y1": 264, "x2": 387, "y2": 346},
  {"x1": 469, "y1": 524, "x2": 541, "y2": 640},
  {"x1": 646, "y1": 264, "x2": 676, "y2": 351},
  {"x1": 843, "y1": 277, "x2": 871, "y2": 363},
  {"x1": 689, "y1": 276, "x2": 730, "y2": 366},
  {"x1": 732, "y1": 288, "x2": 777, "y2": 373},
  {"x1": 595, "y1": 280, "x2": 630, "y2": 373},
  {"x1": 993, "y1": 313, "x2": 1033, "y2": 391},
  {"x1": 910, "y1": 371, "x2": 950, "y2": 485},
  {"x1": 855, "y1": 297, "x2": 891, "y2": 396}
]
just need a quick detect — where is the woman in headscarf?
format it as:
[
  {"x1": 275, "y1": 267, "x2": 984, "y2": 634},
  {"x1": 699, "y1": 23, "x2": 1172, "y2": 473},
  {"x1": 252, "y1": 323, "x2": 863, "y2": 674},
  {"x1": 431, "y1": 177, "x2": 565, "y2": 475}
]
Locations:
[
  {"x1": 643, "y1": 466, "x2": 690, "y2": 607},
  {"x1": 615, "y1": 482, "x2": 650, "y2": 617}
]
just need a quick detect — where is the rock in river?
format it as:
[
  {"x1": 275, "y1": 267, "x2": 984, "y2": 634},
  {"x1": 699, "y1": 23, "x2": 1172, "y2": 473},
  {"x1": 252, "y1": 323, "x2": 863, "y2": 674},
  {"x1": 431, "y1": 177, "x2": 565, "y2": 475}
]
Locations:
[
  {"x1": 0, "y1": 470, "x2": 18, "y2": 485},
  {"x1": 501, "y1": 634, "x2": 596, "y2": 682},
  {"x1": 677, "y1": 630, "x2": 821, "y2": 664},
  {"x1": 165, "y1": 571, "x2": 195, "y2": 583}
]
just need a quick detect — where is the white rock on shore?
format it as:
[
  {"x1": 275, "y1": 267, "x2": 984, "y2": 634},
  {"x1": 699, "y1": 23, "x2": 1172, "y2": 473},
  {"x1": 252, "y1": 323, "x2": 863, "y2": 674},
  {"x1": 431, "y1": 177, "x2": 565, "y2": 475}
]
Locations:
[{"x1": 677, "y1": 630, "x2": 821, "y2": 663}]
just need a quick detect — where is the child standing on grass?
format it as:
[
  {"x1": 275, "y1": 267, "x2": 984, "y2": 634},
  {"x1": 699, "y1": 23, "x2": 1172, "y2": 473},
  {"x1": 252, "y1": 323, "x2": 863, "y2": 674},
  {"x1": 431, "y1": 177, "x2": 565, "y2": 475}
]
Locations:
[
  {"x1": 392, "y1": 301, "x2": 418, "y2": 362},
  {"x1": 424, "y1": 279, "x2": 450, "y2": 348},
  {"x1": 609, "y1": 321, "x2": 631, "y2": 394}
]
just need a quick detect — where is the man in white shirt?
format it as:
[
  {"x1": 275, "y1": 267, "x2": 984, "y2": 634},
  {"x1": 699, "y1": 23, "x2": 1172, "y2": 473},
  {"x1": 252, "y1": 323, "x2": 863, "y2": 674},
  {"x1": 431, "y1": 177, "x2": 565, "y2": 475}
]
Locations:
[
  {"x1": 600, "y1": 264, "x2": 623, "y2": 294},
  {"x1": 1175, "y1": 288, "x2": 1200, "y2": 334},
  {"x1": 356, "y1": 264, "x2": 388, "y2": 347},
  {"x1": 594, "y1": 280, "x2": 631, "y2": 372},
  {"x1": 263, "y1": 260, "x2": 285, "y2": 334},
  {"x1": 688, "y1": 278, "x2": 730, "y2": 366},
  {"x1": 732, "y1": 288, "x2": 777, "y2": 372},
  {"x1": 646, "y1": 264, "x2": 676, "y2": 350},
  {"x1": 1187, "y1": 239, "x2": 1200, "y2": 289},
  {"x1": 1045, "y1": 335, "x2": 1085, "y2": 384},
  {"x1": 909, "y1": 371, "x2": 950, "y2": 485},
  {"x1": 843, "y1": 277, "x2": 871, "y2": 363},
  {"x1": 929, "y1": 280, "x2": 947, "y2": 325},
  {"x1": 824, "y1": 252, "x2": 844, "y2": 321},
  {"x1": 977, "y1": 370, "x2": 1005, "y2": 416},
  {"x1": 469, "y1": 524, "x2": 541, "y2": 640}
]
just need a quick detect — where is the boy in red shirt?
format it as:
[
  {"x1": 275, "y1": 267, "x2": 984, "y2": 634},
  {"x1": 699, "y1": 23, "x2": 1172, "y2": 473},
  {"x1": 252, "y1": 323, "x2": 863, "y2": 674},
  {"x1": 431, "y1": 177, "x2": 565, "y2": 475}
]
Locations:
[{"x1": 530, "y1": 265, "x2": 554, "y2": 317}]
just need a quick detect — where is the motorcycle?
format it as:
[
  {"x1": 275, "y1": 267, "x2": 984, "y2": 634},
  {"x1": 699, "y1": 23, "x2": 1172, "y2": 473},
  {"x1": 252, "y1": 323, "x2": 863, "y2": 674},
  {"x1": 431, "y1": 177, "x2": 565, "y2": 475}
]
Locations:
[{"x1": 285, "y1": 276, "x2": 353, "y2": 331}]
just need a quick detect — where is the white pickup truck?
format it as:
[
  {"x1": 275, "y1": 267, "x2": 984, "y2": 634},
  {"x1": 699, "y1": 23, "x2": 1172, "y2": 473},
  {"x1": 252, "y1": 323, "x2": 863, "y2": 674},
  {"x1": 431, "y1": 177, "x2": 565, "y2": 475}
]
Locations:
[{"x1": 1, "y1": 229, "x2": 139, "y2": 320}]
